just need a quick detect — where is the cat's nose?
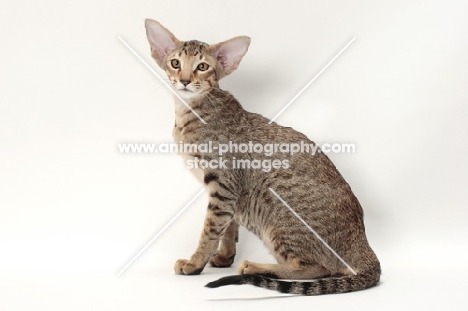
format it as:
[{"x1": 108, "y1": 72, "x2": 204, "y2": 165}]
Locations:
[{"x1": 180, "y1": 80, "x2": 191, "y2": 87}]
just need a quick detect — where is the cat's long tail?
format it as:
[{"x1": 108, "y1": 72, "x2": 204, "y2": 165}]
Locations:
[{"x1": 205, "y1": 264, "x2": 381, "y2": 295}]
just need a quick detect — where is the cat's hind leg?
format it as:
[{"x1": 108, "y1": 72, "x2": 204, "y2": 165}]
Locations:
[
  {"x1": 237, "y1": 260, "x2": 330, "y2": 280},
  {"x1": 210, "y1": 220, "x2": 239, "y2": 268}
]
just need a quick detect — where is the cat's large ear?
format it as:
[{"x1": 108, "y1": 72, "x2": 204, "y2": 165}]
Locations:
[
  {"x1": 209, "y1": 36, "x2": 250, "y2": 78},
  {"x1": 145, "y1": 19, "x2": 179, "y2": 68}
]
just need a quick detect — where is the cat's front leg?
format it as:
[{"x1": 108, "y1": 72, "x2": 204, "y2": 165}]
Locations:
[
  {"x1": 210, "y1": 220, "x2": 239, "y2": 267},
  {"x1": 174, "y1": 198, "x2": 236, "y2": 275}
]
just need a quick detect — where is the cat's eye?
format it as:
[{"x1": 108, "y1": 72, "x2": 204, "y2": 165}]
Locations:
[
  {"x1": 171, "y1": 59, "x2": 180, "y2": 69},
  {"x1": 197, "y1": 62, "x2": 209, "y2": 71}
]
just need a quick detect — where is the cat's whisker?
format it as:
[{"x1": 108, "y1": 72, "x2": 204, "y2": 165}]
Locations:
[
  {"x1": 205, "y1": 93, "x2": 222, "y2": 118},
  {"x1": 204, "y1": 95, "x2": 218, "y2": 115},
  {"x1": 152, "y1": 83, "x2": 167, "y2": 92}
]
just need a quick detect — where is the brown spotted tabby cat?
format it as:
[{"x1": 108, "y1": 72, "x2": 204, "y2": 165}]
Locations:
[{"x1": 145, "y1": 19, "x2": 380, "y2": 295}]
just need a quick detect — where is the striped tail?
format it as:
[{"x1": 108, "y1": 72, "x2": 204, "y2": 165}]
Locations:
[{"x1": 205, "y1": 264, "x2": 380, "y2": 295}]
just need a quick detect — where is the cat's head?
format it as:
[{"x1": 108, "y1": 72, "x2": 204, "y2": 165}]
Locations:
[{"x1": 145, "y1": 19, "x2": 250, "y2": 99}]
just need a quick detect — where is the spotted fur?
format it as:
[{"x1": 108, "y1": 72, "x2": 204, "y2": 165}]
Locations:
[{"x1": 145, "y1": 19, "x2": 380, "y2": 296}]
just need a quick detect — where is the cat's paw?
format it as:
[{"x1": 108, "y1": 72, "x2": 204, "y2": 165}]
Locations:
[
  {"x1": 174, "y1": 259, "x2": 203, "y2": 275},
  {"x1": 237, "y1": 260, "x2": 256, "y2": 274},
  {"x1": 237, "y1": 260, "x2": 277, "y2": 277},
  {"x1": 210, "y1": 253, "x2": 235, "y2": 268}
]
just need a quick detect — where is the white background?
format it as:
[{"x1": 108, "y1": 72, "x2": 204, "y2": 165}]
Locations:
[{"x1": 1, "y1": 0, "x2": 467, "y2": 310}]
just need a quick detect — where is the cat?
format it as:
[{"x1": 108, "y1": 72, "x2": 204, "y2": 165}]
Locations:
[{"x1": 144, "y1": 18, "x2": 380, "y2": 295}]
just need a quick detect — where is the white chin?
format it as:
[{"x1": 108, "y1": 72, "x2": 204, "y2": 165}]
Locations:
[{"x1": 177, "y1": 90, "x2": 200, "y2": 99}]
